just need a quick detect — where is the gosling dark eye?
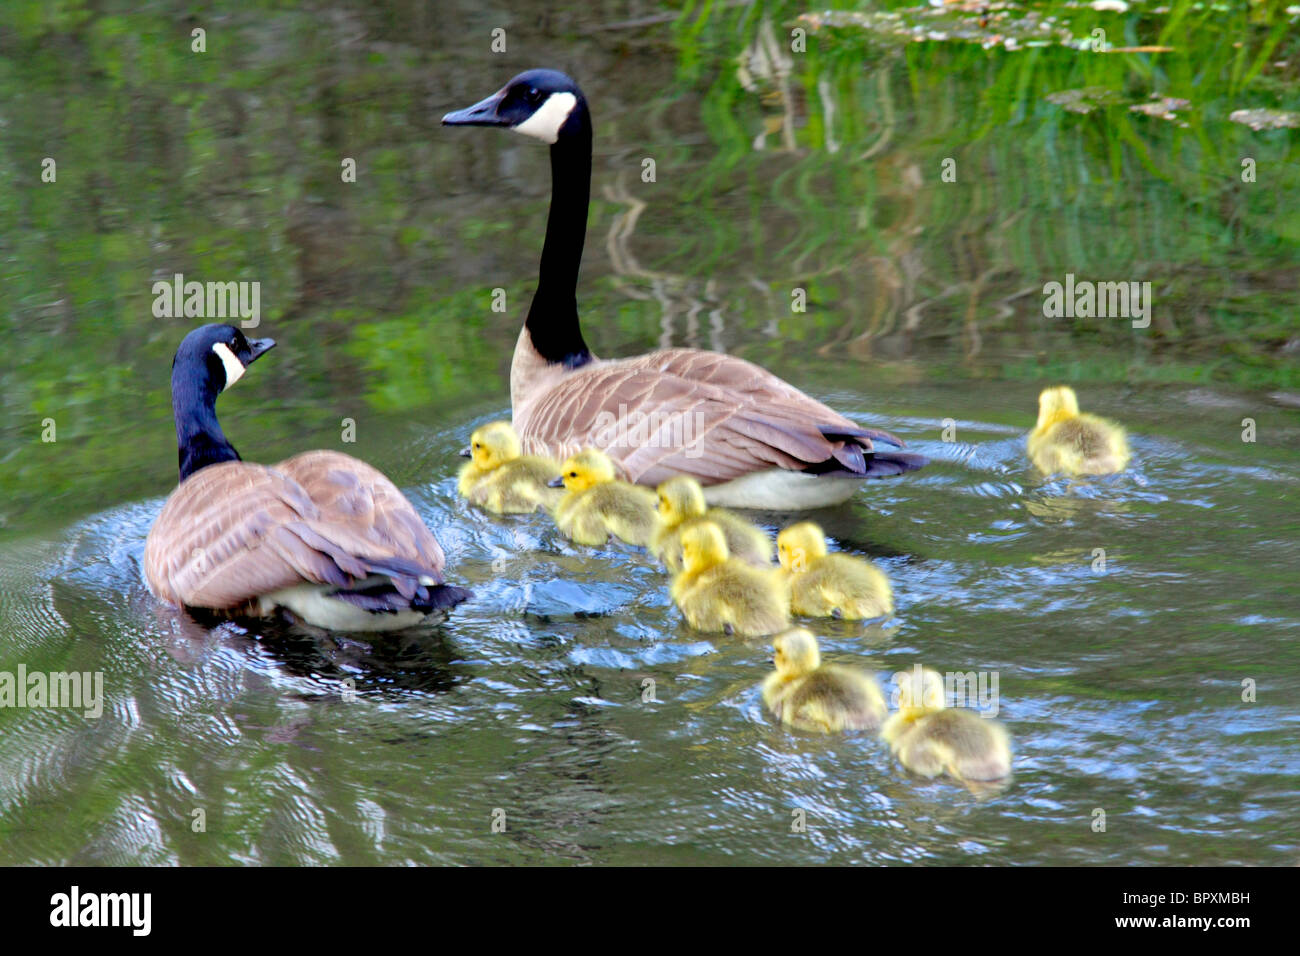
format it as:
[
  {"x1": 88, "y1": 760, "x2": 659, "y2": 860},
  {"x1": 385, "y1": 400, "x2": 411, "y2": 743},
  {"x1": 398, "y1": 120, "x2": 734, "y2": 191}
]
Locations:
[{"x1": 570, "y1": 471, "x2": 577, "y2": 478}]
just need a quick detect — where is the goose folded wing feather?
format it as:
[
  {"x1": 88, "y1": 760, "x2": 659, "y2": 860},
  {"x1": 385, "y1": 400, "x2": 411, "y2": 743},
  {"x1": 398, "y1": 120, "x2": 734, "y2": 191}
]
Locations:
[
  {"x1": 147, "y1": 461, "x2": 329, "y2": 607},
  {"x1": 276, "y1": 451, "x2": 448, "y2": 577},
  {"x1": 516, "y1": 359, "x2": 887, "y2": 484},
  {"x1": 149, "y1": 453, "x2": 446, "y2": 609}
]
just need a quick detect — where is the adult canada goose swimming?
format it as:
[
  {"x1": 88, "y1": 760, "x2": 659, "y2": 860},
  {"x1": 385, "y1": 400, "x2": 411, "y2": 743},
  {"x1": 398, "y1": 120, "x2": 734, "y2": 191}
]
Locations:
[
  {"x1": 443, "y1": 69, "x2": 927, "y2": 509},
  {"x1": 144, "y1": 324, "x2": 471, "y2": 631}
]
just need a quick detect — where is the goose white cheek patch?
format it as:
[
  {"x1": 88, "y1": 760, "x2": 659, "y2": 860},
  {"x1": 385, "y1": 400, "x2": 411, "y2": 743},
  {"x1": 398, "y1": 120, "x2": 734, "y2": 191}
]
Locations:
[
  {"x1": 212, "y1": 342, "x2": 246, "y2": 389},
  {"x1": 513, "y1": 92, "x2": 578, "y2": 144}
]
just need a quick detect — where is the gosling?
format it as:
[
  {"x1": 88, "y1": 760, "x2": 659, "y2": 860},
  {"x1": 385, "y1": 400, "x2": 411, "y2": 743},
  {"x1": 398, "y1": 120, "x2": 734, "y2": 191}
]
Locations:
[
  {"x1": 1028, "y1": 385, "x2": 1130, "y2": 475},
  {"x1": 550, "y1": 448, "x2": 660, "y2": 546},
  {"x1": 777, "y1": 522, "x2": 893, "y2": 620},
  {"x1": 881, "y1": 666, "x2": 1011, "y2": 782},
  {"x1": 671, "y1": 522, "x2": 790, "y2": 637},
  {"x1": 652, "y1": 475, "x2": 772, "y2": 573},
  {"x1": 458, "y1": 420, "x2": 561, "y2": 514},
  {"x1": 762, "y1": 628, "x2": 887, "y2": 733}
]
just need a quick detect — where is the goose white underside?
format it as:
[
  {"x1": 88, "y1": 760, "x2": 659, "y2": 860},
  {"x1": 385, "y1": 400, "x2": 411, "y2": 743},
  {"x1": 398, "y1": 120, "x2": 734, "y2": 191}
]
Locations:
[
  {"x1": 701, "y1": 469, "x2": 861, "y2": 510},
  {"x1": 257, "y1": 579, "x2": 433, "y2": 632}
]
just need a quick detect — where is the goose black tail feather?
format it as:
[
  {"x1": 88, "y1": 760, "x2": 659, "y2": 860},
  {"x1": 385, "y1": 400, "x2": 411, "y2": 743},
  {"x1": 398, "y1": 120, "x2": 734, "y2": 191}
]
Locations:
[
  {"x1": 332, "y1": 579, "x2": 473, "y2": 615},
  {"x1": 805, "y1": 450, "x2": 930, "y2": 478},
  {"x1": 863, "y1": 451, "x2": 929, "y2": 477},
  {"x1": 356, "y1": 555, "x2": 443, "y2": 599},
  {"x1": 415, "y1": 584, "x2": 474, "y2": 612},
  {"x1": 818, "y1": 423, "x2": 906, "y2": 449}
]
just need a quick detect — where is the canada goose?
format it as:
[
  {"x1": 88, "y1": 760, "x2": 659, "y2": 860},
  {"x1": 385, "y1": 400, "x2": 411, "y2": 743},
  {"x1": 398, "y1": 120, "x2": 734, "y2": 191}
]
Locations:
[
  {"x1": 1028, "y1": 386, "x2": 1130, "y2": 476},
  {"x1": 549, "y1": 448, "x2": 660, "y2": 546},
  {"x1": 443, "y1": 70, "x2": 927, "y2": 509},
  {"x1": 652, "y1": 475, "x2": 772, "y2": 573},
  {"x1": 457, "y1": 420, "x2": 562, "y2": 514},
  {"x1": 144, "y1": 324, "x2": 471, "y2": 631},
  {"x1": 776, "y1": 521, "x2": 893, "y2": 620},
  {"x1": 762, "y1": 628, "x2": 887, "y2": 732},
  {"x1": 881, "y1": 667, "x2": 1011, "y2": 782},
  {"x1": 670, "y1": 521, "x2": 790, "y2": 636}
]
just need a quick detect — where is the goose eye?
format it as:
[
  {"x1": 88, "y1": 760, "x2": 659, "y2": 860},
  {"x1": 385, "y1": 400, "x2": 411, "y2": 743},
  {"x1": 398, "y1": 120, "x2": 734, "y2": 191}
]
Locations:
[
  {"x1": 570, "y1": 471, "x2": 578, "y2": 478},
  {"x1": 527, "y1": 86, "x2": 543, "y2": 104}
]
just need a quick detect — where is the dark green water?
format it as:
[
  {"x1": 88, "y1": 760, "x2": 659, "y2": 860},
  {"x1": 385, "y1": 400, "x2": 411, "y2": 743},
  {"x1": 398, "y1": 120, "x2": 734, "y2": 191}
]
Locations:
[{"x1": 1, "y1": 1, "x2": 1298, "y2": 864}]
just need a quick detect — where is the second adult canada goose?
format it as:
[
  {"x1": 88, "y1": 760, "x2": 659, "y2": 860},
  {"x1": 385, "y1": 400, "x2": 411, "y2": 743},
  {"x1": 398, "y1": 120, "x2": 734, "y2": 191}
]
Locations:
[
  {"x1": 144, "y1": 324, "x2": 471, "y2": 631},
  {"x1": 443, "y1": 69, "x2": 927, "y2": 509}
]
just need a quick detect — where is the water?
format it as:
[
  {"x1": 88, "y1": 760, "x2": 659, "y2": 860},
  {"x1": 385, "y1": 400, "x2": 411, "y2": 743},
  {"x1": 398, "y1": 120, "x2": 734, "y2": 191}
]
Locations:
[
  {"x1": 2, "y1": 1, "x2": 1299, "y2": 865},
  {"x1": 3, "y1": 380, "x2": 1297, "y2": 864}
]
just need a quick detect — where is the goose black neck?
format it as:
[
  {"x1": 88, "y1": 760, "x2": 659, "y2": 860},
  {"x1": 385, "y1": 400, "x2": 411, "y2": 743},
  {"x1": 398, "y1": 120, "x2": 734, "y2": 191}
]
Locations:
[
  {"x1": 525, "y1": 103, "x2": 593, "y2": 368},
  {"x1": 172, "y1": 365, "x2": 240, "y2": 482}
]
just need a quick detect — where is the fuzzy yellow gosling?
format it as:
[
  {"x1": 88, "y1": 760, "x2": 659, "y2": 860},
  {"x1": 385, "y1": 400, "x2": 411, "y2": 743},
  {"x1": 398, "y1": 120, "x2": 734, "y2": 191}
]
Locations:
[
  {"x1": 550, "y1": 448, "x2": 660, "y2": 546},
  {"x1": 457, "y1": 421, "x2": 562, "y2": 514},
  {"x1": 761, "y1": 628, "x2": 887, "y2": 733},
  {"x1": 777, "y1": 522, "x2": 893, "y2": 620},
  {"x1": 1027, "y1": 386, "x2": 1130, "y2": 476},
  {"x1": 881, "y1": 667, "x2": 1011, "y2": 782},
  {"x1": 671, "y1": 522, "x2": 790, "y2": 637},
  {"x1": 652, "y1": 475, "x2": 772, "y2": 573}
]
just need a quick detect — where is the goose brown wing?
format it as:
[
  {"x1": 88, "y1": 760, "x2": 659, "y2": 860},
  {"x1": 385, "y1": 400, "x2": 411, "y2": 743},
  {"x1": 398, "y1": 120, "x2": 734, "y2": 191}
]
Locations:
[
  {"x1": 516, "y1": 349, "x2": 911, "y2": 486},
  {"x1": 144, "y1": 452, "x2": 444, "y2": 609},
  {"x1": 274, "y1": 450, "x2": 447, "y2": 583}
]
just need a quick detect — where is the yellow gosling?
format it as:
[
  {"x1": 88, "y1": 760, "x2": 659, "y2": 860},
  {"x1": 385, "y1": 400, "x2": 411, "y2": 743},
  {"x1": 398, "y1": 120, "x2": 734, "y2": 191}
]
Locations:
[
  {"x1": 551, "y1": 448, "x2": 660, "y2": 546},
  {"x1": 1027, "y1": 385, "x2": 1130, "y2": 476},
  {"x1": 458, "y1": 421, "x2": 562, "y2": 514},
  {"x1": 777, "y1": 522, "x2": 893, "y2": 620},
  {"x1": 881, "y1": 666, "x2": 1011, "y2": 782},
  {"x1": 671, "y1": 522, "x2": 790, "y2": 637},
  {"x1": 652, "y1": 475, "x2": 772, "y2": 573},
  {"x1": 761, "y1": 628, "x2": 887, "y2": 733}
]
